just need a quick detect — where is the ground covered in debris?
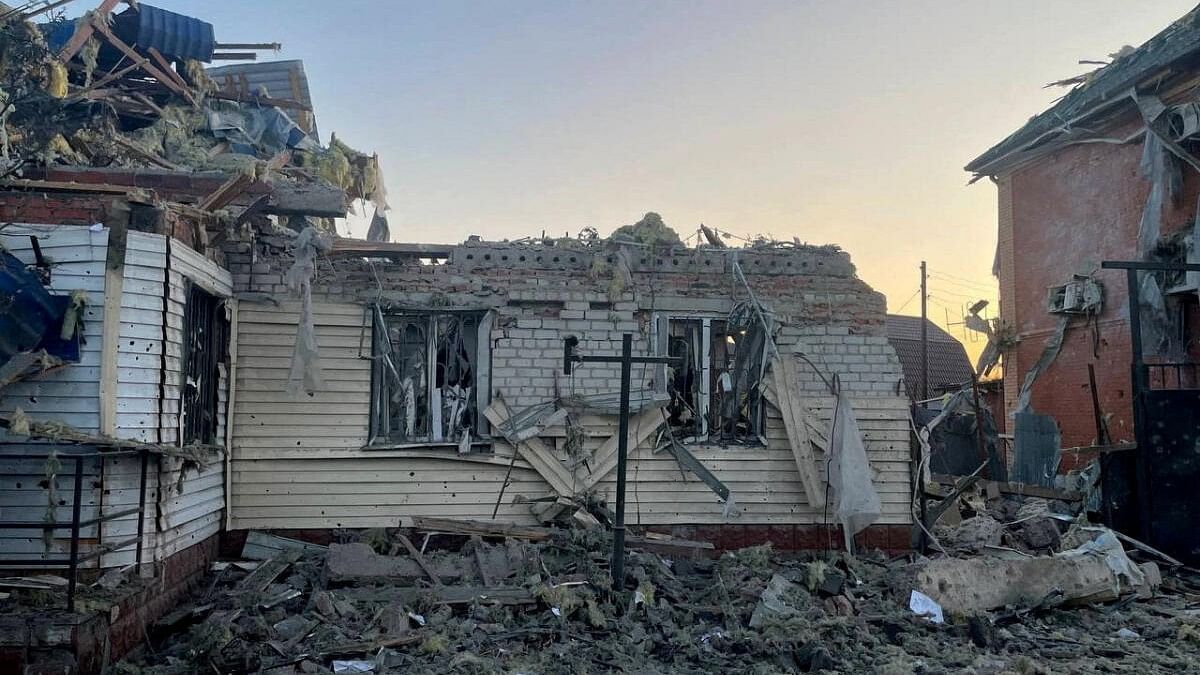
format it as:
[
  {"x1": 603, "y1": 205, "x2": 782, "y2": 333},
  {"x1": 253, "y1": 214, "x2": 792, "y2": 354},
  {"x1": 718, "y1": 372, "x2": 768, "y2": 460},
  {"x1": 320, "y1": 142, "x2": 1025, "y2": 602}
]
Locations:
[{"x1": 110, "y1": 523, "x2": 1200, "y2": 675}]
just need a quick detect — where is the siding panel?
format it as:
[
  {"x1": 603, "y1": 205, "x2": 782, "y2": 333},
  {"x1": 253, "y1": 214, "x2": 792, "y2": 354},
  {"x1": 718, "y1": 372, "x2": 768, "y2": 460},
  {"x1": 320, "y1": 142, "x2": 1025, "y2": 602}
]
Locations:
[{"x1": 230, "y1": 300, "x2": 914, "y2": 531}]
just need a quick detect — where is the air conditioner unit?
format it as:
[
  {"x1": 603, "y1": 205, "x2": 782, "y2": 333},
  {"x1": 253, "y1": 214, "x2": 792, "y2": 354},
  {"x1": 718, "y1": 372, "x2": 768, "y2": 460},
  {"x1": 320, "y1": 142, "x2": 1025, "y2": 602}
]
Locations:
[{"x1": 1046, "y1": 276, "x2": 1102, "y2": 314}]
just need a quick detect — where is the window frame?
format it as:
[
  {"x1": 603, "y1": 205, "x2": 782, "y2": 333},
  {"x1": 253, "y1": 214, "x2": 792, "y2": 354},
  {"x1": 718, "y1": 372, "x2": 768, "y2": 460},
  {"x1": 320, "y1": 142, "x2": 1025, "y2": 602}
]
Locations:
[
  {"x1": 180, "y1": 282, "x2": 229, "y2": 446},
  {"x1": 367, "y1": 307, "x2": 493, "y2": 448},
  {"x1": 655, "y1": 313, "x2": 766, "y2": 444}
]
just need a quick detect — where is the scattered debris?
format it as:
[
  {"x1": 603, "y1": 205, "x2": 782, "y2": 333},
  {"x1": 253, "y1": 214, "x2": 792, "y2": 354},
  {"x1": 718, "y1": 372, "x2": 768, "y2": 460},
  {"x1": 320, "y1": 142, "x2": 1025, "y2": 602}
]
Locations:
[{"x1": 107, "y1": 518, "x2": 1200, "y2": 674}]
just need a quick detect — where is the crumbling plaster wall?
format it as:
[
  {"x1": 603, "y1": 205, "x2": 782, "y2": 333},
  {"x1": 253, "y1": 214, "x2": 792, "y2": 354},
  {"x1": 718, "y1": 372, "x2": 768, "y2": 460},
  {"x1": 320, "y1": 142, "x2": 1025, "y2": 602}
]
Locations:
[
  {"x1": 1003, "y1": 130, "x2": 1200, "y2": 458},
  {"x1": 224, "y1": 236, "x2": 911, "y2": 533}
]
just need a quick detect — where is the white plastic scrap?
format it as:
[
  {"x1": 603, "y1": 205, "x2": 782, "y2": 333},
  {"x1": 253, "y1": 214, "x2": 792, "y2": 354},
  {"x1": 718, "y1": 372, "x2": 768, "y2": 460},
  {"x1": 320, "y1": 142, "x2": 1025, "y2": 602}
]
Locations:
[
  {"x1": 909, "y1": 590, "x2": 945, "y2": 624},
  {"x1": 1116, "y1": 627, "x2": 1142, "y2": 640},
  {"x1": 1058, "y1": 528, "x2": 1146, "y2": 594},
  {"x1": 332, "y1": 661, "x2": 374, "y2": 673},
  {"x1": 407, "y1": 611, "x2": 426, "y2": 626},
  {"x1": 828, "y1": 376, "x2": 882, "y2": 552},
  {"x1": 285, "y1": 226, "x2": 332, "y2": 395}
]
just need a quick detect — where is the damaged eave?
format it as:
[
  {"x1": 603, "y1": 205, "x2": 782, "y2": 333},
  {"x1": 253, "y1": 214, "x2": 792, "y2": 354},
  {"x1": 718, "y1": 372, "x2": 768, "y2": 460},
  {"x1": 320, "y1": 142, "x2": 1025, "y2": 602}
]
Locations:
[
  {"x1": 328, "y1": 238, "x2": 454, "y2": 258},
  {"x1": 966, "y1": 5, "x2": 1200, "y2": 177},
  {"x1": 25, "y1": 166, "x2": 349, "y2": 218}
]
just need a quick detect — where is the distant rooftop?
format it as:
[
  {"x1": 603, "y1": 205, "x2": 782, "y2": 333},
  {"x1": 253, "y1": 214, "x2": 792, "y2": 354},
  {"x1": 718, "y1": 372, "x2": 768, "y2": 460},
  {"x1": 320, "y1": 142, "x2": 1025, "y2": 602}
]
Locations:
[{"x1": 886, "y1": 315, "x2": 973, "y2": 400}]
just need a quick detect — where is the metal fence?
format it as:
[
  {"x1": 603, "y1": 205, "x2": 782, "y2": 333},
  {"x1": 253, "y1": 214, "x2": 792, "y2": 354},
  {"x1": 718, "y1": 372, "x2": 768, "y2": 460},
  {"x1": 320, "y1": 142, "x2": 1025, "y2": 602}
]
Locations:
[{"x1": 0, "y1": 447, "x2": 152, "y2": 611}]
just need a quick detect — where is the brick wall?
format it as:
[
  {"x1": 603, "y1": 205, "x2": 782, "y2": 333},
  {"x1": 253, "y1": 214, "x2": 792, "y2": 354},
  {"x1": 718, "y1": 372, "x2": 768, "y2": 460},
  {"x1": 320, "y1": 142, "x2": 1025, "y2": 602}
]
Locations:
[
  {"x1": 1001, "y1": 125, "x2": 1200, "y2": 449},
  {"x1": 223, "y1": 236, "x2": 895, "y2": 413},
  {"x1": 0, "y1": 191, "x2": 108, "y2": 225},
  {"x1": 0, "y1": 535, "x2": 218, "y2": 674}
]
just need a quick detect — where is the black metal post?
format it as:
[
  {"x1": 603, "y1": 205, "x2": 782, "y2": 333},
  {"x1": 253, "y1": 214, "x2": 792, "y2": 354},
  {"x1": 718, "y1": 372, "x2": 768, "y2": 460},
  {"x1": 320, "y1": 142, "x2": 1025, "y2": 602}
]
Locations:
[
  {"x1": 66, "y1": 456, "x2": 84, "y2": 612},
  {"x1": 611, "y1": 334, "x2": 633, "y2": 588},
  {"x1": 920, "y1": 260, "x2": 929, "y2": 404},
  {"x1": 563, "y1": 333, "x2": 679, "y2": 589},
  {"x1": 970, "y1": 372, "x2": 988, "y2": 477},
  {"x1": 136, "y1": 449, "x2": 149, "y2": 568}
]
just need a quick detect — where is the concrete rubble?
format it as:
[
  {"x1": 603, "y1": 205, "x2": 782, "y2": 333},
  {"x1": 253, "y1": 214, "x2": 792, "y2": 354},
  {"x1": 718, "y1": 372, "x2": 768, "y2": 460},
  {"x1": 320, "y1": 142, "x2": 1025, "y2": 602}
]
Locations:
[{"x1": 102, "y1": 518, "x2": 1200, "y2": 675}]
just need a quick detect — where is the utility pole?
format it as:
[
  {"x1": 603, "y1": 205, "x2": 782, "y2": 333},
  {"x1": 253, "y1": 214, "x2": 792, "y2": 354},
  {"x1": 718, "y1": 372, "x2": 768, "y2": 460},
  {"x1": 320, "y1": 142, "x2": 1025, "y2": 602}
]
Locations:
[
  {"x1": 920, "y1": 260, "x2": 929, "y2": 405},
  {"x1": 563, "y1": 334, "x2": 679, "y2": 588}
]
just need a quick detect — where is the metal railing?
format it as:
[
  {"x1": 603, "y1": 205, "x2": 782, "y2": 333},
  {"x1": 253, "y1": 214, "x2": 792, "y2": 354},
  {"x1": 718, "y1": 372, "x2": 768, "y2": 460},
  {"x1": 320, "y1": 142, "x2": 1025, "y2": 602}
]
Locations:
[{"x1": 0, "y1": 447, "x2": 152, "y2": 611}]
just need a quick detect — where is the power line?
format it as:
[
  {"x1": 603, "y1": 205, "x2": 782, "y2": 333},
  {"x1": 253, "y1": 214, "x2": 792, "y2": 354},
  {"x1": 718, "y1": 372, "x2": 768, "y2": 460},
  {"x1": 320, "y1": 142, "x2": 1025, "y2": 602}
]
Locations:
[
  {"x1": 927, "y1": 285, "x2": 977, "y2": 299},
  {"x1": 894, "y1": 288, "x2": 921, "y2": 313},
  {"x1": 928, "y1": 276, "x2": 995, "y2": 296},
  {"x1": 927, "y1": 270, "x2": 995, "y2": 292}
]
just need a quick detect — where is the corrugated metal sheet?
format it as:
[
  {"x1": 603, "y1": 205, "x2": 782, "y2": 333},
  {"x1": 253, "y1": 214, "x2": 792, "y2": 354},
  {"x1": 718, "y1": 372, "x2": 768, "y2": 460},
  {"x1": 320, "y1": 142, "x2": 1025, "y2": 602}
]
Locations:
[
  {"x1": 115, "y1": 4, "x2": 215, "y2": 62},
  {"x1": 206, "y1": 60, "x2": 319, "y2": 138}
]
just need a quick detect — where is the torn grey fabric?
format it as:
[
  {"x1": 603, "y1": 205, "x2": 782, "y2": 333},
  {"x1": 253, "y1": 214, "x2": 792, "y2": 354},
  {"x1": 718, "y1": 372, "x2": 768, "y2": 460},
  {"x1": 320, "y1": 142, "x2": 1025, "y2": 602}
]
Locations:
[
  {"x1": 366, "y1": 208, "x2": 390, "y2": 242},
  {"x1": 828, "y1": 375, "x2": 882, "y2": 553},
  {"x1": 285, "y1": 226, "x2": 333, "y2": 395},
  {"x1": 207, "y1": 104, "x2": 320, "y2": 155},
  {"x1": 1138, "y1": 272, "x2": 1171, "y2": 355},
  {"x1": 1015, "y1": 315, "x2": 1071, "y2": 413},
  {"x1": 1131, "y1": 94, "x2": 1179, "y2": 358}
]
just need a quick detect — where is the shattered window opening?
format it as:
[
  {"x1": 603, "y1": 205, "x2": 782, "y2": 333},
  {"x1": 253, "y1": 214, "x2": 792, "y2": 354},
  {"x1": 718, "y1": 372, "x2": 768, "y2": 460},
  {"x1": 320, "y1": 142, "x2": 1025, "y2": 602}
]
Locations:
[
  {"x1": 663, "y1": 316, "x2": 764, "y2": 444},
  {"x1": 370, "y1": 310, "x2": 488, "y2": 447},
  {"x1": 181, "y1": 284, "x2": 229, "y2": 446}
]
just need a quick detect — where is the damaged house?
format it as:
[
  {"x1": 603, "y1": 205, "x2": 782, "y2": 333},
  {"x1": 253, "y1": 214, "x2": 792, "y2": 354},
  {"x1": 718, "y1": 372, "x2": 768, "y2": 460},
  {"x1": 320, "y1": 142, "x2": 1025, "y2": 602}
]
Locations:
[
  {"x1": 967, "y1": 6, "x2": 1200, "y2": 563},
  {"x1": 0, "y1": 1, "x2": 383, "y2": 669},
  {"x1": 223, "y1": 232, "x2": 913, "y2": 548}
]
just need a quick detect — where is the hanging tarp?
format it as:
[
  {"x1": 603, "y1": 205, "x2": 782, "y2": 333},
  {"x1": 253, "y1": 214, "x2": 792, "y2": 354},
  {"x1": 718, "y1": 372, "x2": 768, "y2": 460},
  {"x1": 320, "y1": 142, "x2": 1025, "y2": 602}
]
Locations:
[{"x1": 828, "y1": 376, "x2": 882, "y2": 552}]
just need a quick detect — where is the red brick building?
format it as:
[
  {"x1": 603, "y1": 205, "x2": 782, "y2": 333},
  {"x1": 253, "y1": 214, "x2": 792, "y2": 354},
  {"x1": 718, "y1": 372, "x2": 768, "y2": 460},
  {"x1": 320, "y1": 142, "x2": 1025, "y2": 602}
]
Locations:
[{"x1": 966, "y1": 7, "x2": 1200, "y2": 460}]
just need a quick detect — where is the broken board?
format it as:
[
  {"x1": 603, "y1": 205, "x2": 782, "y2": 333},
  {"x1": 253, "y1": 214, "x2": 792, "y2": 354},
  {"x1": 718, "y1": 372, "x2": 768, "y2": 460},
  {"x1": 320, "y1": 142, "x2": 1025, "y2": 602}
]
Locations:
[{"x1": 763, "y1": 355, "x2": 825, "y2": 505}]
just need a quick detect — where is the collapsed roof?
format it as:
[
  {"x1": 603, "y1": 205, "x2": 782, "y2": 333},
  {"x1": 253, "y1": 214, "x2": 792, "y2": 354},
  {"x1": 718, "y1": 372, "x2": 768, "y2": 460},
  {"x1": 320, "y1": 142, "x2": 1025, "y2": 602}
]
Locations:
[{"x1": 0, "y1": 1, "x2": 385, "y2": 226}]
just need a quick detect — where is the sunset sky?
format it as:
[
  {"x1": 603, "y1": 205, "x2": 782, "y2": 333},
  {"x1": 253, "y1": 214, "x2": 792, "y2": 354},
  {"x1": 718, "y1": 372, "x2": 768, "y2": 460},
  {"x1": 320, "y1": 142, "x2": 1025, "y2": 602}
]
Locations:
[{"x1": 152, "y1": 1, "x2": 1196, "y2": 350}]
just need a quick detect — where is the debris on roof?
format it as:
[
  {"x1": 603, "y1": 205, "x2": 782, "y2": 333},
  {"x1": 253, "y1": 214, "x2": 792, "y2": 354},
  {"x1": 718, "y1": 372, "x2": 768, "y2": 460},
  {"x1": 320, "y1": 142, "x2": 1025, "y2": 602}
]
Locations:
[{"x1": 0, "y1": 1, "x2": 384, "y2": 228}]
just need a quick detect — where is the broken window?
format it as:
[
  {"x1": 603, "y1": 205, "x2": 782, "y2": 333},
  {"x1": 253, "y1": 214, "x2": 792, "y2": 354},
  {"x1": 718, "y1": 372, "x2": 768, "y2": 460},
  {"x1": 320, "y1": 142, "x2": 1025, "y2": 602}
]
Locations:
[
  {"x1": 659, "y1": 315, "x2": 765, "y2": 443},
  {"x1": 181, "y1": 284, "x2": 229, "y2": 446},
  {"x1": 369, "y1": 310, "x2": 492, "y2": 446}
]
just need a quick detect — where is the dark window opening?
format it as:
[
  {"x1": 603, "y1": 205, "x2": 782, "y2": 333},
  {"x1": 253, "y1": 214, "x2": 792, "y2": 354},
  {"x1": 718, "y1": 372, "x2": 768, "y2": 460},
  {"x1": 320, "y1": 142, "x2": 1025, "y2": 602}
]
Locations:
[
  {"x1": 664, "y1": 317, "x2": 765, "y2": 443},
  {"x1": 181, "y1": 285, "x2": 229, "y2": 446},
  {"x1": 371, "y1": 311, "x2": 488, "y2": 446}
]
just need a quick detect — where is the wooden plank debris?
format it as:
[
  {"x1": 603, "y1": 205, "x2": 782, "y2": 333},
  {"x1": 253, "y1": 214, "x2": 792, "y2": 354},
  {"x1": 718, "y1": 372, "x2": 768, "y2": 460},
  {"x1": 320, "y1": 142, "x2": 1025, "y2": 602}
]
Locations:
[
  {"x1": 763, "y1": 355, "x2": 824, "y2": 505},
  {"x1": 396, "y1": 533, "x2": 444, "y2": 587},
  {"x1": 241, "y1": 530, "x2": 327, "y2": 561},
  {"x1": 56, "y1": 0, "x2": 121, "y2": 62},
  {"x1": 406, "y1": 516, "x2": 714, "y2": 558},
  {"x1": 661, "y1": 439, "x2": 730, "y2": 501},
  {"x1": 89, "y1": 18, "x2": 199, "y2": 107},
  {"x1": 485, "y1": 399, "x2": 577, "y2": 497},
  {"x1": 235, "y1": 550, "x2": 300, "y2": 594},
  {"x1": 408, "y1": 516, "x2": 554, "y2": 542},
  {"x1": 579, "y1": 407, "x2": 664, "y2": 491}
]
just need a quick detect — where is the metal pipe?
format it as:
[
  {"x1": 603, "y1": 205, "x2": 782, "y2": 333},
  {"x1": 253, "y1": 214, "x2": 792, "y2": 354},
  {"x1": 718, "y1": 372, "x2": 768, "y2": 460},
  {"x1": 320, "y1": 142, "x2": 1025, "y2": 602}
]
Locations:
[
  {"x1": 136, "y1": 449, "x2": 149, "y2": 568},
  {"x1": 611, "y1": 334, "x2": 633, "y2": 588},
  {"x1": 213, "y1": 42, "x2": 282, "y2": 51},
  {"x1": 66, "y1": 456, "x2": 84, "y2": 612}
]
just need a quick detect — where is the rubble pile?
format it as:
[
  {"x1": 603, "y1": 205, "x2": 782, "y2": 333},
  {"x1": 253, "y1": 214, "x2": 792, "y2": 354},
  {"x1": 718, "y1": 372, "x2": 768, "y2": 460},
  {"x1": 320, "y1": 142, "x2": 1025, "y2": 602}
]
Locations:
[
  {"x1": 0, "y1": 3, "x2": 385, "y2": 225},
  {"x1": 110, "y1": 520, "x2": 1200, "y2": 674}
]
